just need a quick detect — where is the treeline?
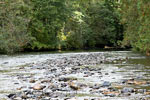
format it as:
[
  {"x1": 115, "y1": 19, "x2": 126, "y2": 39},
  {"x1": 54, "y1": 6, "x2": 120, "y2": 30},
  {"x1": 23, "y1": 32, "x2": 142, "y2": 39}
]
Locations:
[
  {"x1": 0, "y1": 0, "x2": 123, "y2": 53},
  {"x1": 0, "y1": 0, "x2": 150, "y2": 55},
  {"x1": 121, "y1": 0, "x2": 150, "y2": 55}
]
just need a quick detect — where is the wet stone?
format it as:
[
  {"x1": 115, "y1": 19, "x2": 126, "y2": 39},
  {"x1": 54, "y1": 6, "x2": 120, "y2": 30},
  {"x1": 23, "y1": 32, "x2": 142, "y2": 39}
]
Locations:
[
  {"x1": 14, "y1": 82, "x2": 19, "y2": 84},
  {"x1": 91, "y1": 84, "x2": 101, "y2": 89},
  {"x1": 58, "y1": 77, "x2": 70, "y2": 82},
  {"x1": 7, "y1": 94, "x2": 16, "y2": 98},
  {"x1": 61, "y1": 83, "x2": 68, "y2": 87},
  {"x1": 78, "y1": 83, "x2": 87, "y2": 87},
  {"x1": 105, "y1": 73, "x2": 109, "y2": 75},
  {"x1": 33, "y1": 84, "x2": 46, "y2": 90},
  {"x1": 108, "y1": 87, "x2": 117, "y2": 91},
  {"x1": 50, "y1": 68, "x2": 57, "y2": 72},
  {"x1": 58, "y1": 77, "x2": 77, "y2": 82},
  {"x1": 29, "y1": 79, "x2": 36, "y2": 83},
  {"x1": 111, "y1": 71, "x2": 115, "y2": 73},
  {"x1": 3, "y1": 62, "x2": 9, "y2": 64},
  {"x1": 102, "y1": 81, "x2": 111, "y2": 87},
  {"x1": 104, "y1": 93, "x2": 116, "y2": 97},
  {"x1": 84, "y1": 72, "x2": 94, "y2": 76},
  {"x1": 121, "y1": 87, "x2": 135, "y2": 93},
  {"x1": 51, "y1": 88, "x2": 59, "y2": 92},
  {"x1": 41, "y1": 80, "x2": 51, "y2": 83},
  {"x1": 72, "y1": 67, "x2": 80, "y2": 71}
]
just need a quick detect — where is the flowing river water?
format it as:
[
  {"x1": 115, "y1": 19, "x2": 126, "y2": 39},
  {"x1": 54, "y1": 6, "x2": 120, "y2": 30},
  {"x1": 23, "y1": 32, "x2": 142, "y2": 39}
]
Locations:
[{"x1": 0, "y1": 51, "x2": 150, "y2": 100}]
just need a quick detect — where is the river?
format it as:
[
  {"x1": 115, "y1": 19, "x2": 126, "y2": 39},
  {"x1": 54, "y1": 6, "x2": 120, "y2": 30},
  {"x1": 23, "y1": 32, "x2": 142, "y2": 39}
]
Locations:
[{"x1": 0, "y1": 51, "x2": 150, "y2": 100}]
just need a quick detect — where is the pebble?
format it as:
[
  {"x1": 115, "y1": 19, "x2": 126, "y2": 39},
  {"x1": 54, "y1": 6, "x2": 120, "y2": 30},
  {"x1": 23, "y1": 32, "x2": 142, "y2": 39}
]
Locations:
[
  {"x1": 7, "y1": 94, "x2": 16, "y2": 98},
  {"x1": 29, "y1": 79, "x2": 36, "y2": 83},
  {"x1": 121, "y1": 87, "x2": 135, "y2": 93},
  {"x1": 102, "y1": 81, "x2": 111, "y2": 87},
  {"x1": 33, "y1": 84, "x2": 46, "y2": 90}
]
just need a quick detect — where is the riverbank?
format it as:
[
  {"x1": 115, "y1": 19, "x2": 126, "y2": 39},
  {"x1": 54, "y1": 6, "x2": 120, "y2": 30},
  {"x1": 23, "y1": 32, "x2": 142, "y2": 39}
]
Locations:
[{"x1": 0, "y1": 51, "x2": 150, "y2": 100}]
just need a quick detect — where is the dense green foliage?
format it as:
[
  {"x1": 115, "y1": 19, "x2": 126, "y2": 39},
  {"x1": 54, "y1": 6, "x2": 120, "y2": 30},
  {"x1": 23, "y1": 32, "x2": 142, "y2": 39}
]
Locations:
[
  {"x1": 29, "y1": 0, "x2": 70, "y2": 50},
  {"x1": 0, "y1": 0, "x2": 123, "y2": 53},
  {"x1": 2, "y1": 0, "x2": 150, "y2": 55},
  {"x1": 0, "y1": 0, "x2": 30, "y2": 53},
  {"x1": 121, "y1": 0, "x2": 150, "y2": 55},
  {"x1": 62, "y1": 0, "x2": 123, "y2": 49},
  {"x1": 86, "y1": 1, "x2": 123, "y2": 47}
]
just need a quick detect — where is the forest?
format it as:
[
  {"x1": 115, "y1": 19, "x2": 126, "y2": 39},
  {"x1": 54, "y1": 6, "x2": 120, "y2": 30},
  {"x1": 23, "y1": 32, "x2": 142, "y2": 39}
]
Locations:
[{"x1": 0, "y1": 0, "x2": 150, "y2": 55}]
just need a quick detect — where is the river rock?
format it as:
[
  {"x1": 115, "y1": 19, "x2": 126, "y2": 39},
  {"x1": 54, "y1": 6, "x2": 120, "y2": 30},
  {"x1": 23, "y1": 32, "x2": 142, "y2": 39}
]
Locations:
[
  {"x1": 92, "y1": 84, "x2": 101, "y2": 89},
  {"x1": 67, "y1": 98, "x2": 78, "y2": 100},
  {"x1": 105, "y1": 73, "x2": 109, "y2": 75},
  {"x1": 33, "y1": 84, "x2": 46, "y2": 90},
  {"x1": 58, "y1": 77, "x2": 77, "y2": 82},
  {"x1": 104, "y1": 93, "x2": 116, "y2": 97},
  {"x1": 29, "y1": 79, "x2": 36, "y2": 83},
  {"x1": 121, "y1": 87, "x2": 135, "y2": 93},
  {"x1": 41, "y1": 80, "x2": 51, "y2": 83},
  {"x1": 69, "y1": 82, "x2": 80, "y2": 90},
  {"x1": 61, "y1": 83, "x2": 68, "y2": 87},
  {"x1": 58, "y1": 77, "x2": 71, "y2": 82},
  {"x1": 122, "y1": 79, "x2": 128, "y2": 84},
  {"x1": 3, "y1": 62, "x2": 9, "y2": 64},
  {"x1": 7, "y1": 93, "x2": 16, "y2": 98},
  {"x1": 102, "y1": 81, "x2": 111, "y2": 87}
]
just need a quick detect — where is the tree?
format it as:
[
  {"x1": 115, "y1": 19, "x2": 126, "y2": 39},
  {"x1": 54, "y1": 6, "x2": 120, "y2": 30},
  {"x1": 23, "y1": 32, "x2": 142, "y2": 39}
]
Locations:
[
  {"x1": 0, "y1": 0, "x2": 30, "y2": 53},
  {"x1": 86, "y1": 0, "x2": 123, "y2": 47},
  {"x1": 28, "y1": 0, "x2": 70, "y2": 50},
  {"x1": 121, "y1": 0, "x2": 150, "y2": 55}
]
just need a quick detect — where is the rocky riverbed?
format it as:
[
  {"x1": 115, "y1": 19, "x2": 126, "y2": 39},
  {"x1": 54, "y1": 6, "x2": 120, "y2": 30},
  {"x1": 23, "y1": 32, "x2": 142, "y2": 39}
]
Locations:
[{"x1": 0, "y1": 51, "x2": 150, "y2": 100}]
